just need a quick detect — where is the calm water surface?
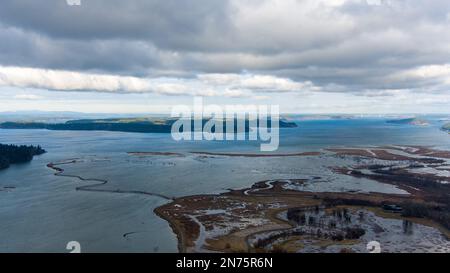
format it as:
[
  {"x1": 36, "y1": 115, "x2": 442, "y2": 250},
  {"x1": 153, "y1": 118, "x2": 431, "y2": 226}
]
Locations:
[{"x1": 1, "y1": 117, "x2": 449, "y2": 252}]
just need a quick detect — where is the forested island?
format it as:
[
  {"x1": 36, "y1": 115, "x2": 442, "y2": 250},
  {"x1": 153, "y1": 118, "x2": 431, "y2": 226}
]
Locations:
[
  {"x1": 0, "y1": 118, "x2": 297, "y2": 134},
  {"x1": 443, "y1": 123, "x2": 450, "y2": 132},
  {"x1": 386, "y1": 117, "x2": 429, "y2": 126},
  {"x1": 0, "y1": 144, "x2": 46, "y2": 170}
]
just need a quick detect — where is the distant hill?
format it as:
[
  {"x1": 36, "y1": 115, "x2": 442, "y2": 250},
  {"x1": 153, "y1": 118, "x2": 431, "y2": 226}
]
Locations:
[
  {"x1": 0, "y1": 144, "x2": 46, "y2": 170},
  {"x1": 386, "y1": 117, "x2": 429, "y2": 126},
  {"x1": 0, "y1": 118, "x2": 297, "y2": 134},
  {"x1": 0, "y1": 111, "x2": 171, "y2": 124}
]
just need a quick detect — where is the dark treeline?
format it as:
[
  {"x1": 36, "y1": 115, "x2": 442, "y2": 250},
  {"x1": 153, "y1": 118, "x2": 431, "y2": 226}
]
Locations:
[
  {"x1": 401, "y1": 201, "x2": 450, "y2": 230},
  {"x1": 0, "y1": 118, "x2": 297, "y2": 134},
  {"x1": 0, "y1": 143, "x2": 46, "y2": 170},
  {"x1": 323, "y1": 196, "x2": 450, "y2": 230}
]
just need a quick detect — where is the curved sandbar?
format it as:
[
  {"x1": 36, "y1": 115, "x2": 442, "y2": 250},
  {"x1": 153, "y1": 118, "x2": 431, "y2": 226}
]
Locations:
[
  {"x1": 189, "y1": 151, "x2": 321, "y2": 157},
  {"x1": 47, "y1": 161, "x2": 173, "y2": 201},
  {"x1": 127, "y1": 152, "x2": 184, "y2": 157}
]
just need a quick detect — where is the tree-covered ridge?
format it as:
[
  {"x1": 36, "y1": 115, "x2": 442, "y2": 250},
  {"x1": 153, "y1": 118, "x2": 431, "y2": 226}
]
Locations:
[
  {"x1": 0, "y1": 143, "x2": 46, "y2": 170},
  {"x1": 0, "y1": 118, "x2": 297, "y2": 134}
]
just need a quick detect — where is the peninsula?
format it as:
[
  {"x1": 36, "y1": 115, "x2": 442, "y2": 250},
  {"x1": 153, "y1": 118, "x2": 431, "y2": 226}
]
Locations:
[{"x1": 0, "y1": 143, "x2": 46, "y2": 170}]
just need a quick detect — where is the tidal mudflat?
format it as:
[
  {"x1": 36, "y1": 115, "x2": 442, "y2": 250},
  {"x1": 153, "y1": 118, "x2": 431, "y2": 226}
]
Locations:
[{"x1": 155, "y1": 146, "x2": 450, "y2": 253}]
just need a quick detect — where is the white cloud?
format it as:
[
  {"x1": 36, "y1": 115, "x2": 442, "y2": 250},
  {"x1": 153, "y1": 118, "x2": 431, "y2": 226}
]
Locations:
[
  {"x1": 391, "y1": 64, "x2": 450, "y2": 81},
  {"x1": 197, "y1": 73, "x2": 242, "y2": 86},
  {"x1": 0, "y1": 66, "x2": 315, "y2": 97},
  {"x1": 240, "y1": 75, "x2": 313, "y2": 92},
  {"x1": 13, "y1": 94, "x2": 43, "y2": 100},
  {"x1": 198, "y1": 73, "x2": 314, "y2": 92},
  {"x1": 0, "y1": 66, "x2": 153, "y2": 93}
]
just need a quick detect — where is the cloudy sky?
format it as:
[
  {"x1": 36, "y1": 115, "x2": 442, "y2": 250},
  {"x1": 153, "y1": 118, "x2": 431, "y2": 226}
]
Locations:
[{"x1": 1, "y1": 0, "x2": 450, "y2": 114}]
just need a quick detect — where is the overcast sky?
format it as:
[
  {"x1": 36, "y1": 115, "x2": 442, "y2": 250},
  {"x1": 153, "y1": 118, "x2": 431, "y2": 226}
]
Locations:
[{"x1": 1, "y1": 0, "x2": 450, "y2": 114}]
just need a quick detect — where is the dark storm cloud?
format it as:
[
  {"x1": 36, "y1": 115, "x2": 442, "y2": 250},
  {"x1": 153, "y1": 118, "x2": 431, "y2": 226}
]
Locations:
[
  {"x1": 0, "y1": 0, "x2": 231, "y2": 51},
  {"x1": 1, "y1": 0, "x2": 450, "y2": 94}
]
